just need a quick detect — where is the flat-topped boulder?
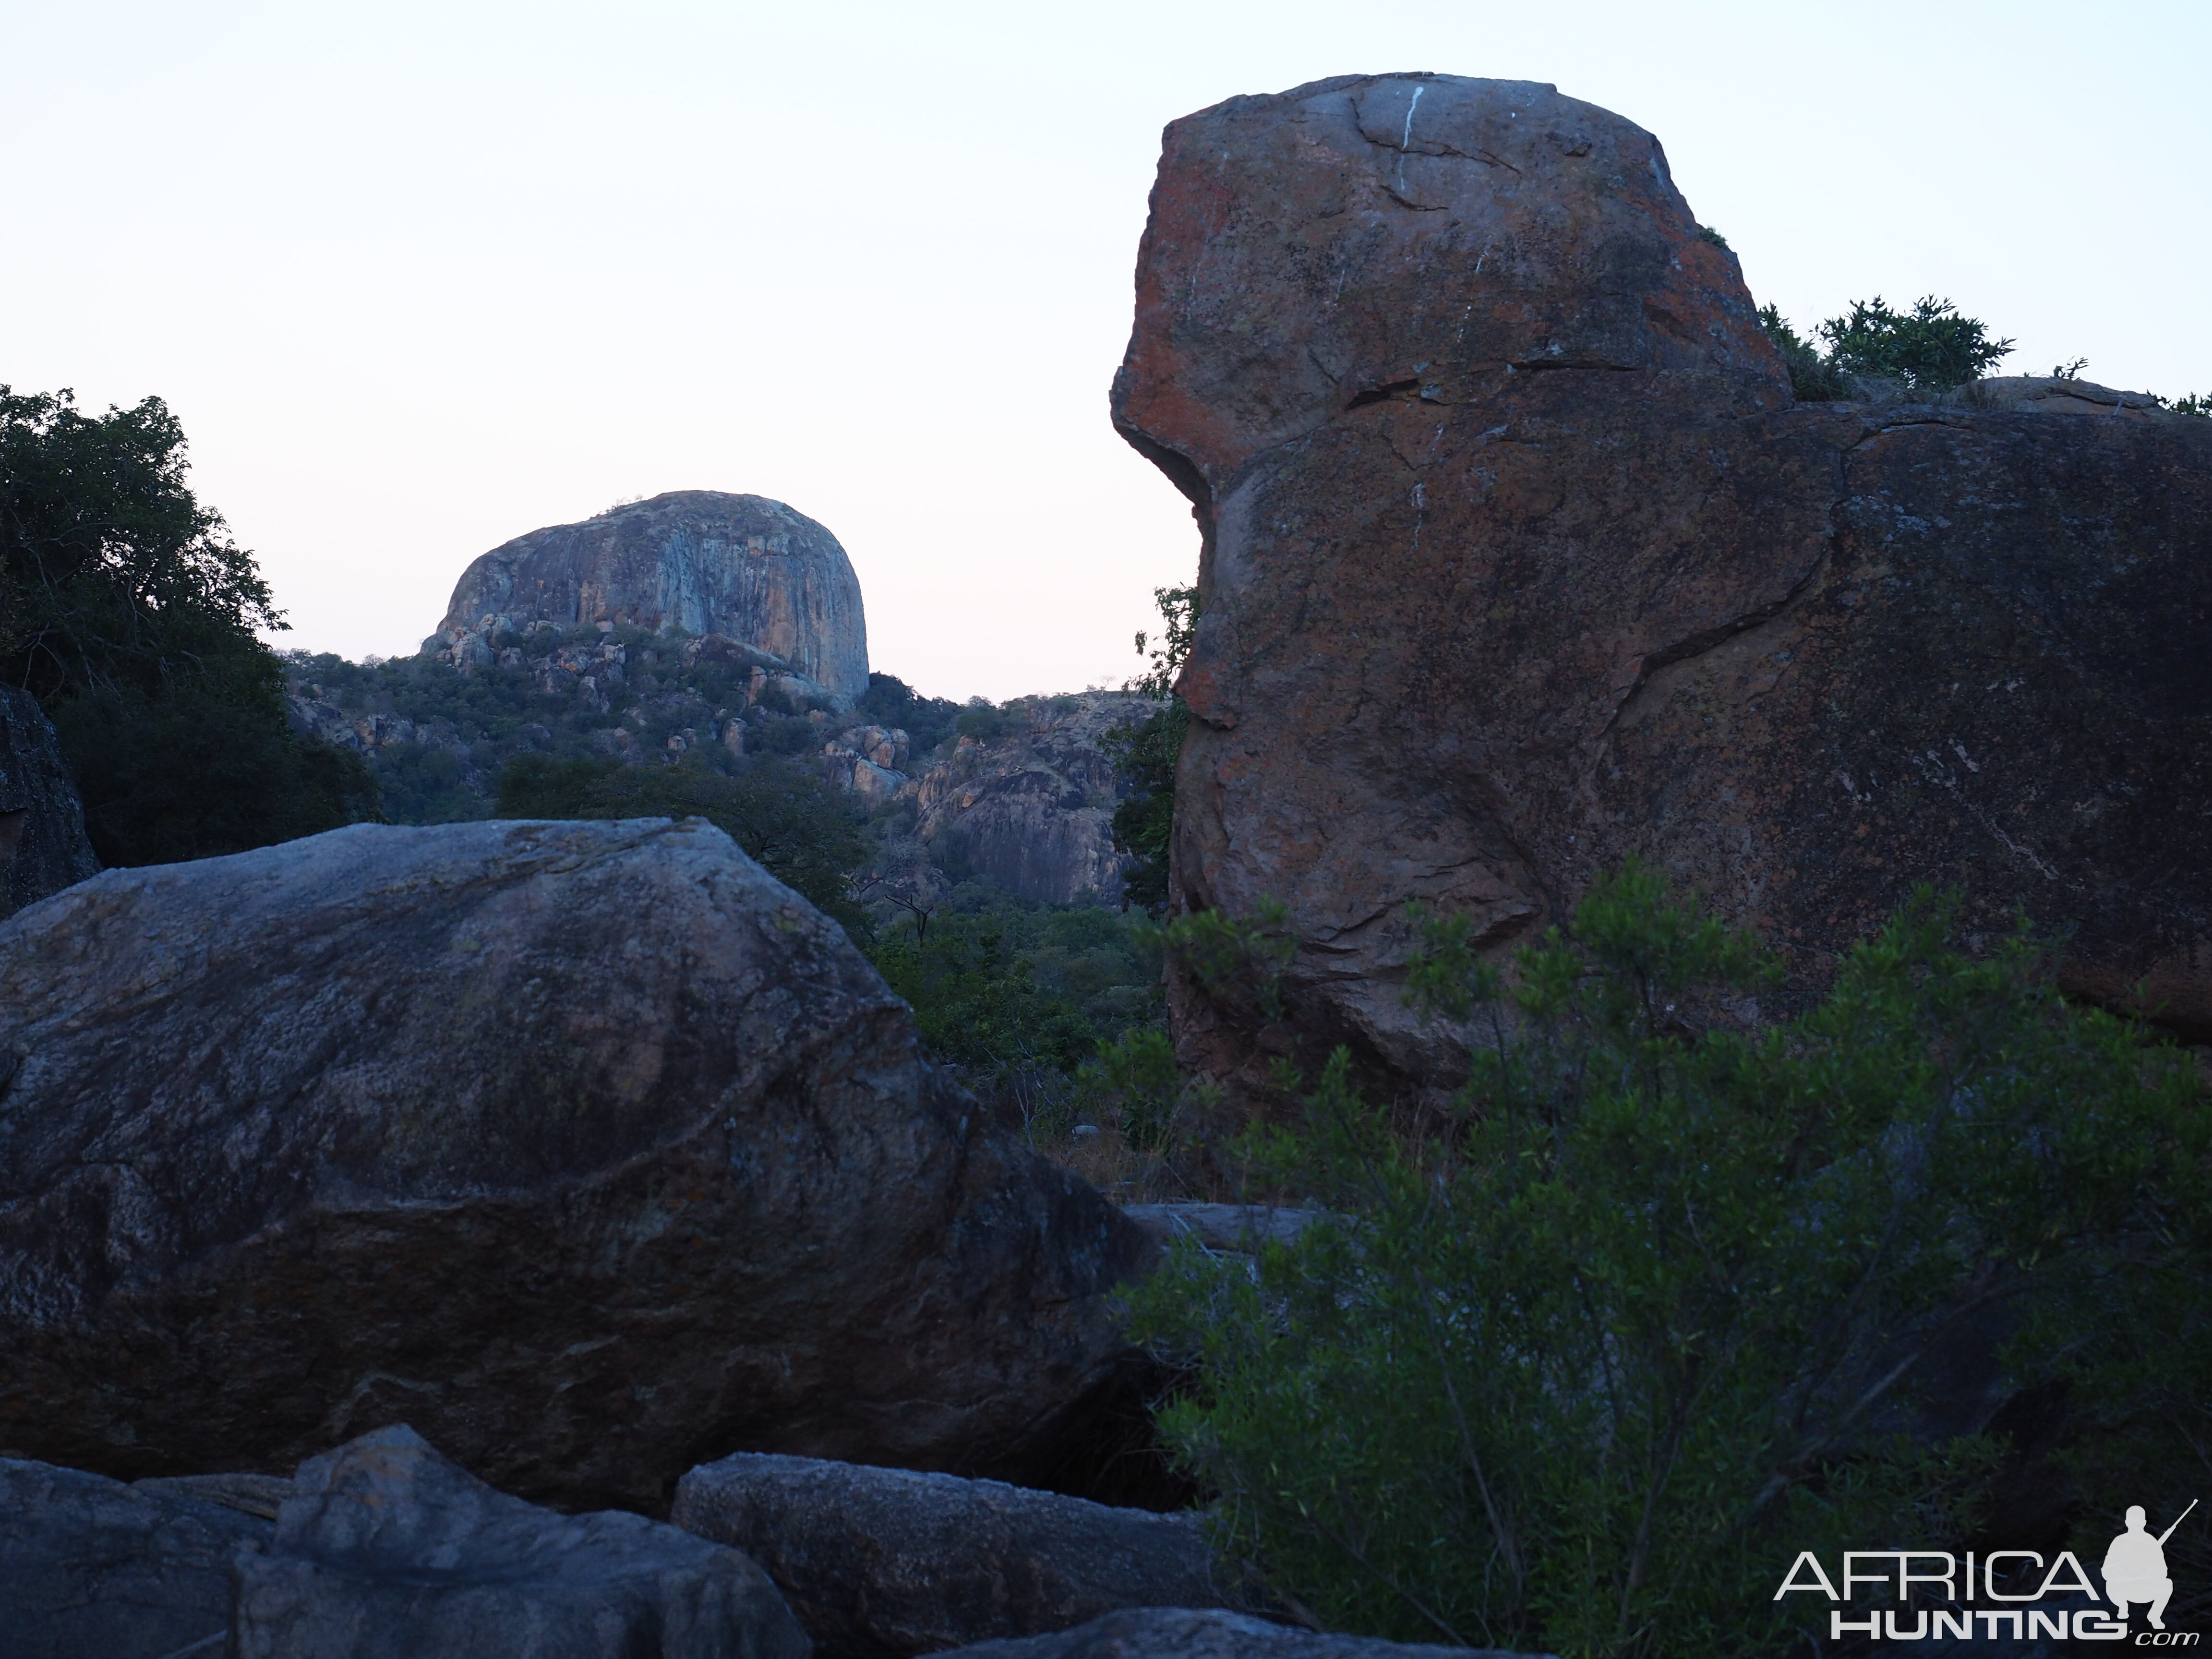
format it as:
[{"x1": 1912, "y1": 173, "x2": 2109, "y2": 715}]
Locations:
[
  {"x1": 436, "y1": 490, "x2": 869, "y2": 700},
  {"x1": 0, "y1": 817, "x2": 1148, "y2": 1511}
]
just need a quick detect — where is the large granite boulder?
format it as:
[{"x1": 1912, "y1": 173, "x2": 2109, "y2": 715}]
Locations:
[
  {"x1": 0, "y1": 818, "x2": 1148, "y2": 1512},
  {"x1": 0, "y1": 685, "x2": 97, "y2": 919},
  {"x1": 233, "y1": 1425, "x2": 809, "y2": 1659},
  {"x1": 672, "y1": 1452, "x2": 1231, "y2": 1659},
  {"x1": 436, "y1": 490, "x2": 869, "y2": 701},
  {"x1": 1111, "y1": 73, "x2": 2212, "y2": 1094},
  {"x1": 0, "y1": 1455, "x2": 271, "y2": 1659}
]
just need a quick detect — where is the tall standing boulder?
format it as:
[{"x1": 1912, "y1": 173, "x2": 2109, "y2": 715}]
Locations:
[
  {"x1": 1111, "y1": 74, "x2": 2212, "y2": 1094},
  {"x1": 0, "y1": 685, "x2": 98, "y2": 918},
  {"x1": 437, "y1": 490, "x2": 870, "y2": 701},
  {"x1": 0, "y1": 818, "x2": 1148, "y2": 1512}
]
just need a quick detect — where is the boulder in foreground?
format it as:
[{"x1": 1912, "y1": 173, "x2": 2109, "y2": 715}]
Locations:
[
  {"x1": 933, "y1": 1608, "x2": 1547, "y2": 1659},
  {"x1": 234, "y1": 1424, "x2": 808, "y2": 1659},
  {"x1": 673, "y1": 1453, "x2": 1231, "y2": 1658},
  {"x1": 0, "y1": 1455, "x2": 268, "y2": 1659},
  {"x1": 0, "y1": 818, "x2": 1147, "y2": 1511}
]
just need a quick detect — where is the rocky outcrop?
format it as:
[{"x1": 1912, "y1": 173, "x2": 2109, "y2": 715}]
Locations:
[
  {"x1": 435, "y1": 490, "x2": 869, "y2": 701},
  {"x1": 0, "y1": 685, "x2": 97, "y2": 918},
  {"x1": 673, "y1": 1453, "x2": 1230, "y2": 1659},
  {"x1": 932, "y1": 1609, "x2": 1545, "y2": 1659},
  {"x1": 1111, "y1": 74, "x2": 2212, "y2": 1094},
  {"x1": 0, "y1": 817, "x2": 1149, "y2": 1512},
  {"x1": 899, "y1": 694, "x2": 1155, "y2": 906},
  {"x1": 0, "y1": 1455, "x2": 272, "y2": 1659},
  {"x1": 234, "y1": 1426, "x2": 809, "y2": 1659}
]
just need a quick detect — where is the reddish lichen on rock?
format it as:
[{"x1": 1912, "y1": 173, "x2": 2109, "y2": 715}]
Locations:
[{"x1": 1113, "y1": 74, "x2": 2212, "y2": 1094}]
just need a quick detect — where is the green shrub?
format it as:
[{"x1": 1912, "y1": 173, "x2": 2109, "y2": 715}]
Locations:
[
  {"x1": 954, "y1": 699, "x2": 1021, "y2": 743},
  {"x1": 1104, "y1": 584, "x2": 1200, "y2": 913},
  {"x1": 1077, "y1": 1025, "x2": 1183, "y2": 1151},
  {"x1": 1756, "y1": 305, "x2": 1851, "y2": 402},
  {"x1": 1817, "y1": 294, "x2": 2014, "y2": 392},
  {"x1": 1102, "y1": 698, "x2": 1186, "y2": 913},
  {"x1": 1123, "y1": 864, "x2": 2205, "y2": 1658}
]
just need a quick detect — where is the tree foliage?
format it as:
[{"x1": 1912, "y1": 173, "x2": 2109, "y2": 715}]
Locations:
[
  {"x1": 0, "y1": 386, "x2": 377, "y2": 864},
  {"x1": 865, "y1": 888, "x2": 1165, "y2": 1131},
  {"x1": 1104, "y1": 584, "x2": 1198, "y2": 912},
  {"x1": 1759, "y1": 297, "x2": 2016, "y2": 399},
  {"x1": 1124, "y1": 865, "x2": 2207, "y2": 1658}
]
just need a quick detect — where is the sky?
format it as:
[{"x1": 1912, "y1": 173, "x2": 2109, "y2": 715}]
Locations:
[{"x1": 3, "y1": 1, "x2": 2207, "y2": 702}]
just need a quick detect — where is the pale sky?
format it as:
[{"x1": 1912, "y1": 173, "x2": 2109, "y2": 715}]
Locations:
[{"x1": 4, "y1": 2, "x2": 2206, "y2": 702}]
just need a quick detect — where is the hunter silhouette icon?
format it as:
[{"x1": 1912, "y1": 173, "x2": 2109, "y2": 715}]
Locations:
[{"x1": 2104, "y1": 1500, "x2": 2197, "y2": 1629}]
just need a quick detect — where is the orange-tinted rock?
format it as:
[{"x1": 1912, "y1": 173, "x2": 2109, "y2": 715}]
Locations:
[{"x1": 1112, "y1": 74, "x2": 2212, "y2": 1091}]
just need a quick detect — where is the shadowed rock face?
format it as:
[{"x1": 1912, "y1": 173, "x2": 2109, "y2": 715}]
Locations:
[
  {"x1": 235, "y1": 1425, "x2": 810, "y2": 1659},
  {"x1": 437, "y1": 490, "x2": 869, "y2": 700},
  {"x1": 1112, "y1": 73, "x2": 2212, "y2": 1094},
  {"x1": 0, "y1": 685, "x2": 98, "y2": 919},
  {"x1": 673, "y1": 1452, "x2": 1230, "y2": 1659},
  {"x1": 0, "y1": 819, "x2": 1147, "y2": 1513}
]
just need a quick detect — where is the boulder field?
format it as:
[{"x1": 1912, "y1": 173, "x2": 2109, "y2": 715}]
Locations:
[
  {"x1": 2, "y1": 1428, "x2": 1550, "y2": 1659},
  {"x1": 0, "y1": 818, "x2": 1148, "y2": 1513},
  {"x1": 1111, "y1": 73, "x2": 2212, "y2": 1093}
]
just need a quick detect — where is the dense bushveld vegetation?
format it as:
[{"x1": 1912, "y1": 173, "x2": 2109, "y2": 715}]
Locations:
[
  {"x1": 1124, "y1": 866, "x2": 2211, "y2": 1658},
  {"x1": 0, "y1": 387, "x2": 376, "y2": 863}
]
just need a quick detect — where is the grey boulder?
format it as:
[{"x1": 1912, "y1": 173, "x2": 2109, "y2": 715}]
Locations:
[
  {"x1": 0, "y1": 817, "x2": 1148, "y2": 1511},
  {"x1": 233, "y1": 1425, "x2": 809, "y2": 1659},
  {"x1": 673, "y1": 1453, "x2": 1233, "y2": 1659},
  {"x1": 931, "y1": 1609, "x2": 1547, "y2": 1659},
  {"x1": 0, "y1": 1455, "x2": 269, "y2": 1659}
]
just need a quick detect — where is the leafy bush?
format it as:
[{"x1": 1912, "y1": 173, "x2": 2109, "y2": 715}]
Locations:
[
  {"x1": 1760, "y1": 298, "x2": 2017, "y2": 399},
  {"x1": 1, "y1": 387, "x2": 378, "y2": 861},
  {"x1": 1103, "y1": 584, "x2": 1199, "y2": 912},
  {"x1": 866, "y1": 890, "x2": 1164, "y2": 1131},
  {"x1": 1817, "y1": 295, "x2": 2014, "y2": 392},
  {"x1": 1756, "y1": 305, "x2": 1851, "y2": 402},
  {"x1": 1102, "y1": 699, "x2": 1186, "y2": 913},
  {"x1": 1124, "y1": 864, "x2": 2205, "y2": 1658},
  {"x1": 858, "y1": 671, "x2": 960, "y2": 757},
  {"x1": 954, "y1": 698, "x2": 1022, "y2": 743}
]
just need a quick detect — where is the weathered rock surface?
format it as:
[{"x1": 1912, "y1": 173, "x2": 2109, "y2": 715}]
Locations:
[
  {"x1": 1119, "y1": 1205, "x2": 1322, "y2": 1256},
  {"x1": 0, "y1": 1455, "x2": 271, "y2": 1659},
  {"x1": 0, "y1": 685, "x2": 97, "y2": 919},
  {"x1": 436, "y1": 490, "x2": 869, "y2": 701},
  {"x1": 673, "y1": 1452, "x2": 1230, "y2": 1659},
  {"x1": 0, "y1": 817, "x2": 1149, "y2": 1511},
  {"x1": 1112, "y1": 74, "x2": 2212, "y2": 1094},
  {"x1": 233, "y1": 1425, "x2": 809, "y2": 1659},
  {"x1": 932, "y1": 1609, "x2": 1544, "y2": 1659},
  {"x1": 898, "y1": 694, "x2": 1155, "y2": 906}
]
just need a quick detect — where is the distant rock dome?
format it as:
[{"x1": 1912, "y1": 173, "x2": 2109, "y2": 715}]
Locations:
[{"x1": 435, "y1": 491, "x2": 868, "y2": 700}]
